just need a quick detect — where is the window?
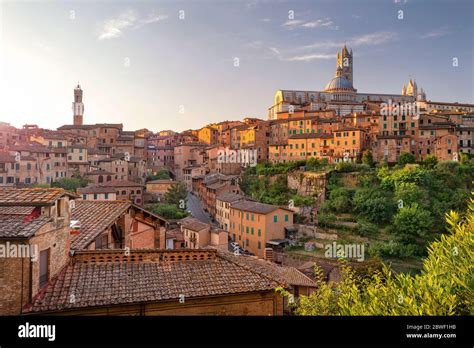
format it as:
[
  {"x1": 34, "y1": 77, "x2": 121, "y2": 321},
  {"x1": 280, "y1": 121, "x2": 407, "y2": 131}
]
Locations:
[
  {"x1": 246, "y1": 239, "x2": 249, "y2": 246},
  {"x1": 251, "y1": 227, "x2": 254, "y2": 235},
  {"x1": 39, "y1": 249, "x2": 50, "y2": 288},
  {"x1": 258, "y1": 229, "x2": 261, "y2": 236},
  {"x1": 93, "y1": 194, "x2": 98, "y2": 200},
  {"x1": 273, "y1": 215, "x2": 278, "y2": 223},
  {"x1": 285, "y1": 215, "x2": 288, "y2": 222},
  {"x1": 258, "y1": 241, "x2": 261, "y2": 249},
  {"x1": 251, "y1": 214, "x2": 254, "y2": 221},
  {"x1": 246, "y1": 213, "x2": 249, "y2": 220},
  {"x1": 246, "y1": 227, "x2": 249, "y2": 234},
  {"x1": 82, "y1": 194, "x2": 87, "y2": 200}
]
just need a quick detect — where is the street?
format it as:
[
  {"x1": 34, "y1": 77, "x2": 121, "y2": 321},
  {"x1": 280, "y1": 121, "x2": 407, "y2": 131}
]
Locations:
[{"x1": 186, "y1": 192, "x2": 211, "y2": 223}]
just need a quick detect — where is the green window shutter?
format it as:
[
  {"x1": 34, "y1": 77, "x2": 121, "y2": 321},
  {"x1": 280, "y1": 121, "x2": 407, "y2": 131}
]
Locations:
[
  {"x1": 273, "y1": 216, "x2": 278, "y2": 223},
  {"x1": 258, "y1": 229, "x2": 261, "y2": 236},
  {"x1": 251, "y1": 227, "x2": 254, "y2": 235}
]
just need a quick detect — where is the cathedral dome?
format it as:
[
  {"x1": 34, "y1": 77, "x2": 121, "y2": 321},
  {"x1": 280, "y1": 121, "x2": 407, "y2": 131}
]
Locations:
[{"x1": 324, "y1": 76, "x2": 354, "y2": 91}]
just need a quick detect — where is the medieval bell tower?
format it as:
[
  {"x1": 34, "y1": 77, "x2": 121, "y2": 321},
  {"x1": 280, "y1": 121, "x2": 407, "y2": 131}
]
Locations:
[
  {"x1": 73, "y1": 84, "x2": 84, "y2": 126},
  {"x1": 336, "y1": 45, "x2": 353, "y2": 83}
]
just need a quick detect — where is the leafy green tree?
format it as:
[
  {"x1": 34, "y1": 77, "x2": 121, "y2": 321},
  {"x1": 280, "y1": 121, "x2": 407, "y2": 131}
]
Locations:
[
  {"x1": 279, "y1": 194, "x2": 474, "y2": 315},
  {"x1": 394, "y1": 182, "x2": 429, "y2": 208},
  {"x1": 150, "y1": 203, "x2": 188, "y2": 220},
  {"x1": 328, "y1": 187, "x2": 353, "y2": 213},
  {"x1": 352, "y1": 188, "x2": 396, "y2": 224},
  {"x1": 361, "y1": 151, "x2": 374, "y2": 167},
  {"x1": 398, "y1": 152, "x2": 416, "y2": 165},
  {"x1": 422, "y1": 155, "x2": 438, "y2": 169},
  {"x1": 164, "y1": 182, "x2": 187, "y2": 206},
  {"x1": 146, "y1": 169, "x2": 171, "y2": 181},
  {"x1": 52, "y1": 176, "x2": 89, "y2": 191},
  {"x1": 390, "y1": 203, "x2": 433, "y2": 244}
]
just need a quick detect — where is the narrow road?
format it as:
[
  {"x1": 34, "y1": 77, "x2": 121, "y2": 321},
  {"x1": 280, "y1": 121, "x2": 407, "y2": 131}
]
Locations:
[{"x1": 186, "y1": 192, "x2": 211, "y2": 223}]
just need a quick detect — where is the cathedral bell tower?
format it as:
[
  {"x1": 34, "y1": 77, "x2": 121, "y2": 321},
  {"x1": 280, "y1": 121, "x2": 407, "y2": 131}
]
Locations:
[
  {"x1": 73, "y1": 84, "x2": 84, "y2": 126},
  {"x1": 336, "y1": 45, "x2": 353, "y2": 83}
]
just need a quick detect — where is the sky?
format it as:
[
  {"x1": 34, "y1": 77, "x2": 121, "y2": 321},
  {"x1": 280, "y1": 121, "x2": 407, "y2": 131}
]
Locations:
[{"x1": 0, "y1": 0, "x2": 473, "y2": 132}]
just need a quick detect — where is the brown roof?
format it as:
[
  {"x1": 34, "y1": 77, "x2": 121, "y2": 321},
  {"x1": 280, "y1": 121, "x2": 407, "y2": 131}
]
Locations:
[
  {"x1": 230, "y1": 200, "x2": 293, "y2": 214},
  {"x1": 101, "y1": 180, "x2": 144, "y2": 188},
  {"x1": 0, "y1": 188, "x2": 77, "y2": 206},
  {"x1": 206, "y1": 182, "x2": 226, "y2": 190},
  {"x1": 216, "y1": 192, "x2": 245, "y2": 203},
  {"x1": 288, "y1": 133, "x2": 333, "y2": 140},
  {"x1": 178, "y1": 216, "x2": 209, "y2": 232},
  {"x1": 24, "y1": 249, "x2": 282, "y2": 313},
  {"x1": 147, "y1": 179, "x2": 175, "y2": 184},
  {"x1": 70, "y1": 201, "x2": 131, "y2": 250},
  {"x1": 77, "y1": 186, "x2": 117, "y2": 194},
  {"x1": 0, "y1": 215, "x2": 52, "y2": 239},
  {"x1": 166, "y1": 228, "x2": 183, "y2": 241},
  {"x1": 0, "y1": 152, "x2": 15, "y2": 163},
  {"x1": 0, "y1": 206, "x2": 37, "y2": 215},
  {"x1": 85, "y1": 170, "x2": 115, "y2": 175},
  {"x1": 217, "y1": 250, "x2": 317, "y2": 288}
]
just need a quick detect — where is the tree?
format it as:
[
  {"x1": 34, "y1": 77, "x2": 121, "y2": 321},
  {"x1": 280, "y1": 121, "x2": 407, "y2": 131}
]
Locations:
[
  {"x1": 398, "y1": 152, "x2": 416, "y2": 166},
  {"x1": 362, "y1": 151, "x2": 374, "y2": 167},
  {"x1": 328, "y1": 187, "x2": 353, "y2": 213},
  {"x1": 163, "y1": 182, "x2": 187, "y2": 206},
  {"x1": 150, "y1": 203, "x2": 188, "y2": 220},
  {"x1": 279, "y1": 194, "x2": 474, "y2": 315},
  {"x1": 52, "y1": 176, "x2": 89, "y2": 191},
  {"x1": 394, "y1": 182, "x2": 429, "y2": 208},
  {"x1": 146, "y1": 169, "x2": 171, "y2": 181},
  {"x1": 352, "y1": 188, "x2": 396, "y2": 224},
  {"x1": 390, "y1": 203, "x2": 433, "y2": 244},
  {"x1": 422, "y1": 155, "x2": 438, "y2": 169}
]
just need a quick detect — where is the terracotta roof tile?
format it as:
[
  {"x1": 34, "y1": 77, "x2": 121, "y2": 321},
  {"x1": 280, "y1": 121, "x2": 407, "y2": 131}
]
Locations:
[
  {"x1": 0, "y1": 188, "x2": 77, "y2": 206},
  {"x1": 178, "y1": 216, "x2": 209, "y2": 232},
  {"x1": 70, "y1": 201, "x2": 131, "y2": 250},
  {"x1": 230, "y1": 200, "x2": 293, "y2": 214},
  {"x1": 24, "y1": 249, "x2": 281, "y2": 313},
  {"x1": 0, "y1": 215, "x2": 52, "y2": 239}
]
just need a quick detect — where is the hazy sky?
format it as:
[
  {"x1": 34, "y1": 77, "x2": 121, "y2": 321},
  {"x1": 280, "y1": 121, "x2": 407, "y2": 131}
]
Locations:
[{"x1": 0, "y1": 0, "x2": 473, "y2": 132}]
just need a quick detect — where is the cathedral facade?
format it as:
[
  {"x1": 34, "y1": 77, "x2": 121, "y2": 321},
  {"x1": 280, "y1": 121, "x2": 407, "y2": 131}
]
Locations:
[{"x1": 268, "y1": 45, "x2": 426, "y2": 119}]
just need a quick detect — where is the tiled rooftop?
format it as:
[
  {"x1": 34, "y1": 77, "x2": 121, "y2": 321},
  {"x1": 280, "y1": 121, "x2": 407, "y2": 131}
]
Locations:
[
  {"x1": 70, "y1": 201, "x2": 131, "y2": 250},
  {"x1": 0, "y1": 215, "x2": 52, "y2": 239},
  {"x1": 100, "y1": 180, "x2": 144, "y2": 188},
  {"x1": 216, "y1": 192, "x2": 244, "y2": 203},
  {"x1": 0, "y1": 188, "x2": 77, "y2": 206},
  {"x1": 178, "y1": 216, "x2": 209, "y2": 232},
  {"x1": 24, "y1": 249, "x2": 283, "y2": 313},
  {"x1": 231, "y1": 200, "x2": 291, "y2": 214}
]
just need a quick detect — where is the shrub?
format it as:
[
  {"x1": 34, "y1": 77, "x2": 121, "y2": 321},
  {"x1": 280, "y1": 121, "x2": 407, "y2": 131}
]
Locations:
[
  {"x1": 398, "y1": 152, "x2": 416, "y2": 165},
  {"x1": 356, "y1": 220, "x2": 378, "y2": 236},
  {"x1": 317, "y1": 213, "x2": 336, "y2": 227}
]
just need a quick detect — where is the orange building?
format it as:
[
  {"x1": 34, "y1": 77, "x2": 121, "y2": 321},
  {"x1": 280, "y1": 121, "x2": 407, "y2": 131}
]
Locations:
[{"x1": 229, "y1": 200, "x2": 294, "y2": 258}]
